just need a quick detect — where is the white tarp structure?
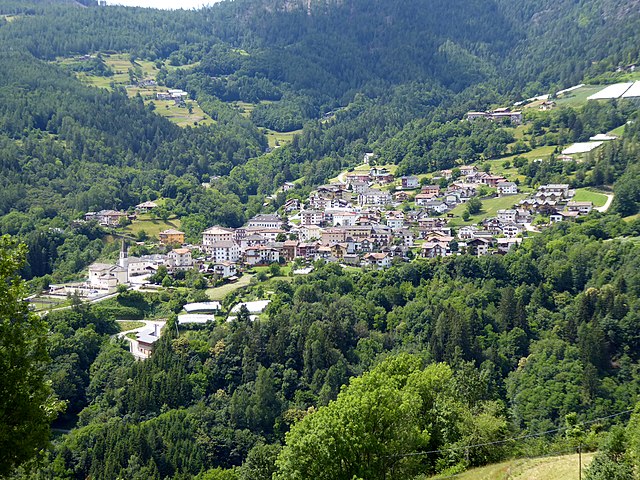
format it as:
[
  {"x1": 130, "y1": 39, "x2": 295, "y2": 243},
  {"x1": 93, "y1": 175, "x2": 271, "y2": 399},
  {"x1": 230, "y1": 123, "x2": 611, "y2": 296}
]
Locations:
[
  {"x1": 621, "y1": 81, "x2": 640, "y2": 98},
  {"x1": 183, "y1": 301, "x2": 222, "y2": 312},
  {"x1": 562, "y1": 142, "x2": 604, "y2": 155},
  {"x1": 589, "y1": 134, "x2": 617, "y2": 141},
  {"x1": 178, "y1": 314, "x2": 216, "y2": 324},
  {"x1": 230, "y1": 300, "x2": 271, "y2": 314},
  {"x1": 588, "y1": 83, "x2": 633, "y2": 100}
]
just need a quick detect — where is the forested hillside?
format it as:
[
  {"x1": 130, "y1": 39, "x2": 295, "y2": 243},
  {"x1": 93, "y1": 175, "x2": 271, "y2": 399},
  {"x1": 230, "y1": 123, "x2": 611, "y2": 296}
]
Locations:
[{"x1": 1, "y1": 0, "x2": 640, "y2": 478}]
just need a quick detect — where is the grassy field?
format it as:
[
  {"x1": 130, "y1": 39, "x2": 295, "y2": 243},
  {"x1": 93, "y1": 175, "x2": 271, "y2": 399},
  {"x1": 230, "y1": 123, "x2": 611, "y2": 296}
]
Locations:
[
  {"x1": 232, "y1": 101, "x2": 257, "y2": 118},
  {"x1": 485, "y1": 145, "x2": 558, "y2": 182},
  {"x1": 429, "y1": 452, "x2": 594, "y2": 480},
  {"x1": 624, "y1": 213, "x2": 640, "y2": 222},
  {"x1": 555, "y1": 85, "x2": 605, "y2": 107},
  {"x1": 447, "y1": 193, "x2": 529, "y2": 226},
  {"x1": 608, "y1": 124, "x2": 626, "y2": 137},
  {"x1": 63, "y1": 54, "x2": 212, "y2": 127},
  {"x1": 150, "y1": 100, "x2": 213, "y2": 127},
  {"x1": 117, "y1": 320, "x2": 146, "y2": 332},
  {"x1": 573, "y1": 188, "x2": 608, "y2": 207},
  {"x1": 29, "y1": 297, "x2": 71, "y2": 312},
  {"x1": 123, "y1": 215, "x2": 182, "y2": 239},
  {"x1": 206, "y1": 274, "x2": 254, "y2": 301},
  {"x1": 70, "y1": 54, "x2": 158, "y2": 90},
  {"x1": 264, "y1": 128, "x2": 303, "y2": 149}
]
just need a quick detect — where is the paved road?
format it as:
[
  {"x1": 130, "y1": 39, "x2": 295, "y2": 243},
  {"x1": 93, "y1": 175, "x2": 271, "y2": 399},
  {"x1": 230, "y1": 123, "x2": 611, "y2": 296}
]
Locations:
[{"x1": 596, "y1": 193, "x2": 614, "y2": 213}]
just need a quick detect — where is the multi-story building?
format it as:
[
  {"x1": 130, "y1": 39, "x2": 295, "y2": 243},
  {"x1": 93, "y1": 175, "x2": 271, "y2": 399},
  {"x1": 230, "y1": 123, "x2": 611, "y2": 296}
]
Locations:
[
  {"x1": 159, "y1": 229, "x2": 185, "y2": 245},
  {"x1": 202, "y1": 226, "x2": 235, "y2": 252}
]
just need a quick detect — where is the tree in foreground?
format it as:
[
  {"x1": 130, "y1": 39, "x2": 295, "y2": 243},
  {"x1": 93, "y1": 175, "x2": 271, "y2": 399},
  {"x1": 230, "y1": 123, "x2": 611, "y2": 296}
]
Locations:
[
  {"x1": 0, "y1": 235, "x2": 63, "y2": 475},
  {"x1": 275, "y1": 354, "x2": 507, "y2": 480}
]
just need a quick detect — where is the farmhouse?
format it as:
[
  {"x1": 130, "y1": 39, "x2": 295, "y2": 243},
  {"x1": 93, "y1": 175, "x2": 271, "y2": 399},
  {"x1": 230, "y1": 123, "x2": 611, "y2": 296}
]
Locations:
[
  {"x1": 85, "y1": 210, "x2": 128, "y2": 227},
  {"x1": 135, "y1": 201, "x2": 158, "y2": 213},
  {"x1": 466, "y1": 108, "x2": 523, "y2": 125}
]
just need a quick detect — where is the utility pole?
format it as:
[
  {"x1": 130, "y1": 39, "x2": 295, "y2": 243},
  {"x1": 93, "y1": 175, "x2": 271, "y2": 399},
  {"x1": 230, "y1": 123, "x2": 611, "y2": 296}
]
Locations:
[{"x1": 578, "y1": 443, "x2": 582, "y2": 480}]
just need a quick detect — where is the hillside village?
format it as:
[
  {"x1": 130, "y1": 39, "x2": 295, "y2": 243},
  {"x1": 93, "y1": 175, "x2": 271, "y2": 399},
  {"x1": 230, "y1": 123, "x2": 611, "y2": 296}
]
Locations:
[
  {"x1": 70, "y1": 161, "x2": 603, "y2": 298},
  {"x1": 57, "y1": 78, "x2": 632, "y2": 301}
]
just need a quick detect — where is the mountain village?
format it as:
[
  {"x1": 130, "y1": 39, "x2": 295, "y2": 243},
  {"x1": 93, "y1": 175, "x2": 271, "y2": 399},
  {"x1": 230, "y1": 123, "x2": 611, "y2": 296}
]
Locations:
[{"x1": 68, "y1": 161, "x2": 602, "y2": 298}]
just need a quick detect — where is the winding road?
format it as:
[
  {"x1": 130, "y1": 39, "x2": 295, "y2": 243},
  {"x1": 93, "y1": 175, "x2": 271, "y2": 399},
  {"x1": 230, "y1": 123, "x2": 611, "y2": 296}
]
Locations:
[{"x1": 596, "y1": 193, "x2": 614, "y2": 213}]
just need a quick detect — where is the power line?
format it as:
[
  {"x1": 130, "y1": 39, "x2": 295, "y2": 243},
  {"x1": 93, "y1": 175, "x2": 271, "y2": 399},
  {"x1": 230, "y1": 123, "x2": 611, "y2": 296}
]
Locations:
[{"x1": 387, "y1": 408, "x2": 634, "y2": 459}]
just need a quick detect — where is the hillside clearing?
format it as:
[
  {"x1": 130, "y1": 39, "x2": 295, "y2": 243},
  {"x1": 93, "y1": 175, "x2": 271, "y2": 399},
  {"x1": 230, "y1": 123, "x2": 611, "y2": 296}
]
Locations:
[
  {"x1": 265, "y1": 128, "x2": 303, "y2": 149},
  {"x1": 429, "y1": 452, "x2": 594, "y2": 480},
  {"x1": 206, "y1": 274, "x2": 254, "y2": 301},
  {"x1": 555, "y1": 85, "x2": 605, "y2": 107},
  {"x1": 123, "y1": 215, "x2": 182, "y2": 239}
]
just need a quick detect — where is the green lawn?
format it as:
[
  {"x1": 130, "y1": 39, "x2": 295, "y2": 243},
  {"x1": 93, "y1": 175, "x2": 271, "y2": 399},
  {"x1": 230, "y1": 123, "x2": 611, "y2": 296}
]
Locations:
[
  {"x1": 206, "y1": 274, "x2": 254, "y2": 301},
  {"x1": 624, "y1": 213, "x2": 640, "y2": 223},
  {"x1": 429, "y1": 452, "x2": 594, "y2": 480},
  {"x1": 117, "y1": 320, "x2": 146, "y2": 332},
  {"x1": 447, "y1": 193, "x2": 529, "y2": 227},
  {"x1": 250, "y1": 265, "x2": 292, "y2": 276},
  {"x1": 608, "y1": 124, "x2": 626, "y2": 137},
  {"x1": 573, "y1": 188, "x2": 608, "y2": 207},
  {"x1": 555, "y1": 85, "x2": 605, "y2": 107},
  {"x1": 123, "y1": 215, "x2": 182, "y2": 239}
]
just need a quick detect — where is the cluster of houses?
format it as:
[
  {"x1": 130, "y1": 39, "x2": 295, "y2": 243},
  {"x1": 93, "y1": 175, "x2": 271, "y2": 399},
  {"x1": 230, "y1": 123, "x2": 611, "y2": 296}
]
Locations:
[
  {"x1": 84, "y1": 200, "x2": 161, "y2": 227},
  {"x1": 156, "y1": 89, "x2": 189, "y2": 104},
  {"x1": 77, "y1": 170, "x2": 595, "y2": 295},
  {"x1": 183, "y1": 165, "x2": 526, "y2": 270},
  {"x1": 516, "y1": 184, "x2": 594, "y2": 222}
]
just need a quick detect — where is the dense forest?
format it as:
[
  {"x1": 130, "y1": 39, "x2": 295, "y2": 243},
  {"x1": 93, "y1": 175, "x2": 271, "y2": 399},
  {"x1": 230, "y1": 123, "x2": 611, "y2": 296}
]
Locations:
[
  {"x1": 1, "y1": 0, "x2": 640, "y2": 478},
  {"x1": 6, "y1": 215, "x2": 640, "y2": 479}
]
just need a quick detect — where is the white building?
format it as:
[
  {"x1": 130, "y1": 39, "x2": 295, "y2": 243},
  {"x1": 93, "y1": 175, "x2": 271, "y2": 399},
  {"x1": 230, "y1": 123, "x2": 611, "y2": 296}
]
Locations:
[
  {"x1": 247, "y1": 214, "x2": 283, "y2": 229},
  {"x1": 244, "y1": 246, "x2": 280, "y2": 265},
  {"x1": 358, "y1": 189, "x2": 392, "y2": 206},
  {"x1": 207, "y1": 241, "x2": 240, "y2": 263},
  {"x1": 502, "y1": 224, "x2": 521, "y2": 238},
  {"x1": 88, "y1": 263, "x2": 127, "y2": 292},
  {"x1": 497, "y1": 182, "x2": 518, "y2": 196},
  {"x1": 202, "y1": 226, "x2": 235, "y2": 252},
  {"x1": 566, "y1": 201, "x2": 593, "y2": 214},
  {"x1": 362, "y1": 252, "x2": 392, "y2": 269},
  {"x1": 497, "y1": 209, "x2": 518, "y2": 224},
  {"x1": 168, "y1": 248, "x2": 193, "y2": 271}
]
